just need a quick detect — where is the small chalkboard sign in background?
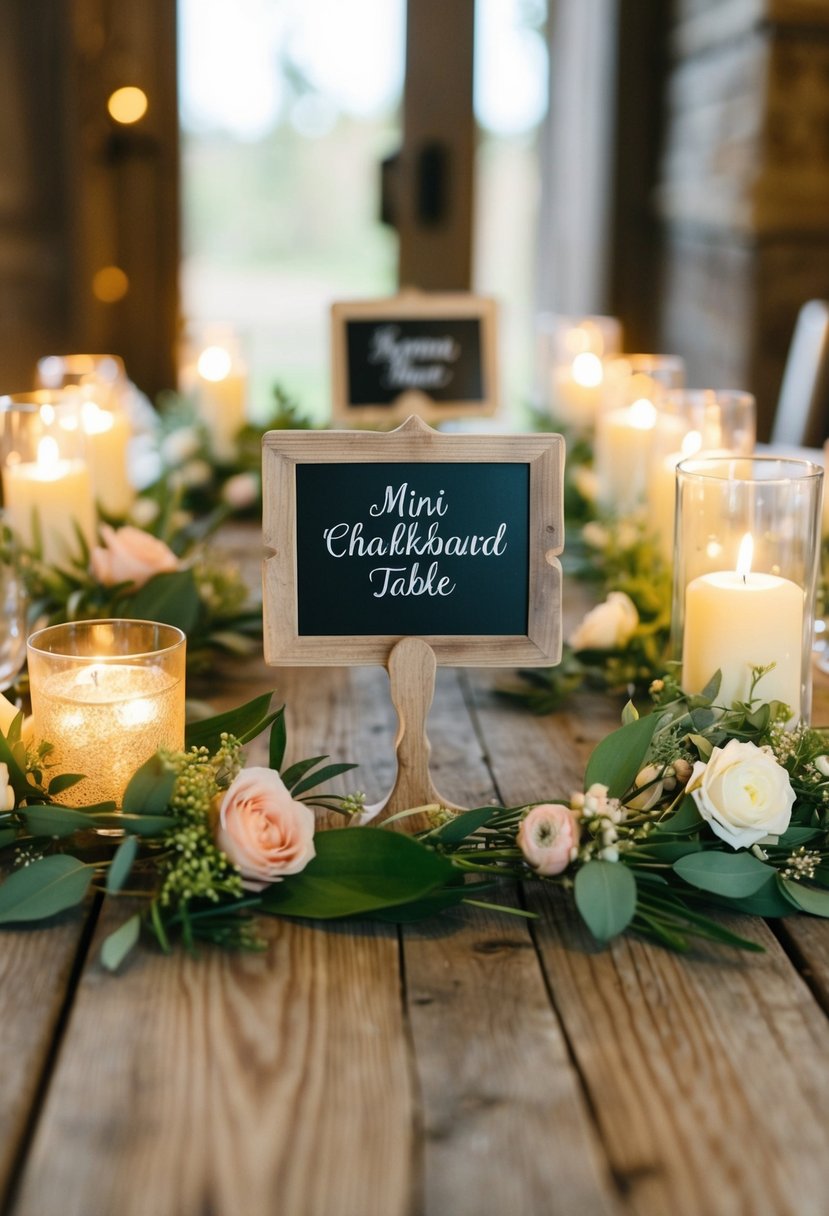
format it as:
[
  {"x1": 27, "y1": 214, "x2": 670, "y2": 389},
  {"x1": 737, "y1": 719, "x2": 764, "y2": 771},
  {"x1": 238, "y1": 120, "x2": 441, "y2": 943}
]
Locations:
[
  {"x1": 262, "y1": 416, "x2": 563, "y2": 822},
  {"x1": 331, "y1": 290, "x2": 499, "y2": 425}
]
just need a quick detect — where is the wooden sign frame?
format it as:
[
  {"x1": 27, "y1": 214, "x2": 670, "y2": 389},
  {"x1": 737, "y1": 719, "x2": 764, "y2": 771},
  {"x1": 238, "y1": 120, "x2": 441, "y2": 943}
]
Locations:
[
  {"x1": 262, "y1": 415, "x2": 564, "y2": 668},
  {"x1": 330, "y1": 290, "x2": 499, "y2": 424}
]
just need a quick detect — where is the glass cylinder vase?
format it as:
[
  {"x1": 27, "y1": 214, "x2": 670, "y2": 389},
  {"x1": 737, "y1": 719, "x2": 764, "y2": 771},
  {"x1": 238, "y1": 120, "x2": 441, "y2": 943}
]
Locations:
[{"x1": 672, "y1": 456, "x2": 823, "y2": 722}]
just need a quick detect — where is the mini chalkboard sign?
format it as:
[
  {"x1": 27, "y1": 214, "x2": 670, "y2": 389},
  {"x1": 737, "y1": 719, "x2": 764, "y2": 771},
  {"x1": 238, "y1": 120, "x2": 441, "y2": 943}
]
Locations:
[
  {"x1": 262, "y1": 416, "x2": 563, "y2": 823},
  {"x1": 331, "y1": 291, "x2": 499, "y2": 424}
]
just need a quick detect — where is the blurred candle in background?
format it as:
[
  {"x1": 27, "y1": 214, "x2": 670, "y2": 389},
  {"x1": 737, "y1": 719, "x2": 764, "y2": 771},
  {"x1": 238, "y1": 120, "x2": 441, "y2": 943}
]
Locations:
[
  {"x1": 193, "y1": 341, "x2": 248, "y2": 463},
  {"x1": 535, "y1": 314, "x2": 621, "y2": 429}
]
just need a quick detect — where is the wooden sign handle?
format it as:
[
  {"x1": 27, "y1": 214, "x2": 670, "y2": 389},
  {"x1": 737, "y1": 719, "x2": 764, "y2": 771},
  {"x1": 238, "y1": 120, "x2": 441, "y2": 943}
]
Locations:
[{"x1": 367, "y1": 637, "x2": 465, "y2": 831}]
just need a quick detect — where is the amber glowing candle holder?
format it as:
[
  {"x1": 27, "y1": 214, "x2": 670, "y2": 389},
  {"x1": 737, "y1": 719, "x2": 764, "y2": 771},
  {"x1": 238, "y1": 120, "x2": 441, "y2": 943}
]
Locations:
[{"x1": 27, "y1": 619, "x2": 186, "y2": 812}]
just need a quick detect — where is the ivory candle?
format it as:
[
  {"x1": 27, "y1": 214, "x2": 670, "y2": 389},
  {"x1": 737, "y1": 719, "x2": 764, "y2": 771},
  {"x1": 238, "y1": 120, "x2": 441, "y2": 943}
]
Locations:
[
  {"x1": 2, "y1": 437, "x2": 96, "y2": 565},
  {"x1": 595, "y1": 398, "x2": 658, "y2": 514},
  {"x1": 682, "y1": 534, "x2": 803, "y2": 714},
  {"x1": 194, "y1": 345, "x2": 247, "y2": 463},
  {"x1": 81, "y1": 402, "x2": 135, "y2": 518},
  {"x1": 552, "y1": 352, "x2": 605, "y2": 427}
]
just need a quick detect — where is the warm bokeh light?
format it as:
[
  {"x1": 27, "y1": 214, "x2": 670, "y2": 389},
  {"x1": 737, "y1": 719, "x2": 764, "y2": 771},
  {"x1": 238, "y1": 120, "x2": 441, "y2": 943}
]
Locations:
[
  {"x1": 197, "y1": 345, "x2": 233, "y2": 382},
  {"x1": 571, "y1": 351, "x2": 603, "y2": 388},
  {"x1": 629, "y1": 399, "x2": 658, "y2": 429},
  {"x1": 107, "y1": 86, "x2": 149, "y2": 125},
  {"x1": 92, "y1": 266, "x2": 129, "y2": 303}
]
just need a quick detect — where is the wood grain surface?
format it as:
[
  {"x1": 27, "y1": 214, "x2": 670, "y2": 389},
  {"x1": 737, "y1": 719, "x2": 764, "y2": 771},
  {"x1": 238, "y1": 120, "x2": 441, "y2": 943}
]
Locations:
[{"x1": 3, "y1": 524, "x2": 829, "y2": 1216}]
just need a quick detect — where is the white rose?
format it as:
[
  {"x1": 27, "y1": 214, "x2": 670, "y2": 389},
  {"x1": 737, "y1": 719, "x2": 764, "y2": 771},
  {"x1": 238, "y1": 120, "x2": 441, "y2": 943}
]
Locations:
[
  {"x1": 569, "y1": 591, "x2": 639, "y2": 651},
  {"x1": 687, "y1": 738, "x2": 796, "y2": 849}
]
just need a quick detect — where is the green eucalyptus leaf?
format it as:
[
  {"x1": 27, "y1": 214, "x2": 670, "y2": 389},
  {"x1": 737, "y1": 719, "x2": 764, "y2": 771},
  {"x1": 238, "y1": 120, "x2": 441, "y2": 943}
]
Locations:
[
  {"x1": 260, "y1": 827, "x2": 455, "y2": 919},
  {"x1": 776, "y1": 826, "x2": 822, "y2": 848},
  {"x1": 185, "y1": 692, "x2": 275, "y2": 752},
  {"x1": 18, "y1": 805, "x2": 98, "y2": 838},
  {"x1": 47, "y1": 773, "x2": 85, "y2": 796},
  {"x1": 636, "y1": 839, "x2": 705, "y2": 863},
  {"x1": 269, "y1": 709, "x2": 287, "y2": 772},
  {"x1": 124, "y1": 569, "x2": 201, "y2": 633},
  {"x1": 106, "y1": 835, "x2": 139, "y2": 894},
  {"x1": 653, "y1": 795, "x2": 703, "y2": 836},
  {"x1": 0, "y1": 728, "x2": 32, "y2": 795},
  {"x1": 121, "y1": 754, "x2": 177, "y2": 815},
  {"x1": 699, "y1": 670, "x2": 722, "y2": 702},
  {"x1": 0, "y1": 827, "x2": 17, "y2": 849},
  {"x1": 427, "y1": 806, "x2": 501, "y2": 845},
  {"x1": 688, "y1": 733, "x2": 713, "y2": 761},
  {"x1": 369, "y1": 885, "x2": 474, "y2": 922},
  {"x1": 780, "y1": 879, "x2": 829, "y2": 917},
  {"x1": 100, "y1": 913, "x2": 141, "y2": 971},
  {"x1": 291, "y1": 762, "x2": 359, "y2": 798},
  {"x1": 574, "y1": 860, "x2": 637, "y2": 941},
  {"x1": 281, "y1": 755, "x2": 328, "y2": 792},
  {"x1": 0, "y1": 855, "x2": 92, "y2": 923},
  {"x1": 584, "y1": 713, "x2": 660, "y2": 799},
  {"x1": 673, "y1": 850, "x2": 774, "y2": 897}
]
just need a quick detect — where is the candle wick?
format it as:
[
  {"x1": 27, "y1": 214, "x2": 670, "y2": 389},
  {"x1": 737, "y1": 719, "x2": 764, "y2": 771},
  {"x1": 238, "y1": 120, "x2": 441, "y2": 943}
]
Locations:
[{"x1": 92, "y1": 670, "x2": 99, "y2": 687}]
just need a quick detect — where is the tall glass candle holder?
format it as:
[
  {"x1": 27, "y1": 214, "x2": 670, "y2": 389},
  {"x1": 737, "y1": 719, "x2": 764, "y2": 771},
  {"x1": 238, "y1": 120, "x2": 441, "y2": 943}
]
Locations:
[
  {"x1": 0, "y1": 391, "x2": 96, "y2": 565},
  {"x1": 28, "y1": 619, "x2": 186, "y2": 810},
  {"x1": 672, "y1": 456, "x2": 822, "y2": 722},
  {"x1": 647, "y1": 390, "x2": 757, "y2": 562},
  {"x1": 594, "y1": 354, "x2": 685, "y2": 514},
  {"x1": 35, "y1": 354, "x2": 135, "y2": 518},
  {"x1": 535, "y1": 313, "x2": 622, "y2": 428}
]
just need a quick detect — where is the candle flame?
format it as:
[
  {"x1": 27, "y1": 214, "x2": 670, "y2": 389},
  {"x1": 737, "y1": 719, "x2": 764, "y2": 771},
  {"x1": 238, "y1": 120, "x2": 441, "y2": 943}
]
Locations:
[
  {"x1": 736, "y1": 533, "x2": 754, "y2": 580},
  {"x1": 571, "y1": 351, "x2": 603, "y2": 388},
  {"x1": 681, "y1": 429, "x2": 702, "y2": 457},
  {"x1": 40, "y1": 403, "x2": 55, "y2": 426},
  {"x1": 629, "y1": 398, "x2": 657, "y2": 430},
  {"x1": 37, "y1": 436, "x2": 60, "y2": 472},
  {"x1": 197, "y1": 345, "x2": 232, "y2": 382},
  {"x1": 81, "y1": 401, "x2": 114, "y2": 434}
]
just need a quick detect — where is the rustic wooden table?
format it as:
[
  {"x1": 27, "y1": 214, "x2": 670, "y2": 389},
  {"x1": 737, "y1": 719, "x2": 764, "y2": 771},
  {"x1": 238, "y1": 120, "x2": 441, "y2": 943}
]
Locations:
[{"x1": 3, "y1": 529, "x2": 829, "y2": 1216}]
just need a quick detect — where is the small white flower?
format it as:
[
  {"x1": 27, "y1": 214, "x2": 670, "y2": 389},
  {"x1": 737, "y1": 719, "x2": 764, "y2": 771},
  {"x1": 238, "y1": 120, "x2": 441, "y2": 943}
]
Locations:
[
  {"x1": 582, "y1": 521, "x2": 609, "y2": 549},
  {"x1": 222, "y1": 471, "x2": 260, "y2": 510},
  {"x1": 570, "y1": 592, "x2": 639, "y2": 652},
  {"x1": 599, "y1": 845, "x2": 619, "y2": 862},
  {"x1": 179, "y1": 459, "x2": 213, "y2": 489},
  {"x1": 129, "y1": 497, "x2": 160, "y2": 528},
  {"x1": 815, "y1": 755, "x2": 829, "y2": 777}
]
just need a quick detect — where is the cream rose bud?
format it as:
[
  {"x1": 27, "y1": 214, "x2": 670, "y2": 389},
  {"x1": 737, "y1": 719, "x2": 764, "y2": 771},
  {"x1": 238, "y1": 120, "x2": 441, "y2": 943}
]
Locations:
[
  {"x1": 90, "y1": 524, "x2": 180, "y2": 589},
  {"x1": 687, "y1": 739, "x2": 796, "y2": 850},
  {"x1": 216, "y1": 766, "x2": 316, "y2": 891},
  {"x1": 0, "y1": 762, "x2": 13, "y2": 811},
  {"x1": 221, "y1": 471, "x2": 260, "y2": 511},
  {"x1": 569, "y1": 591, "x2": 639, "y2": 652},
  {"x1": 517, "y1": 803, "x2": 579, "y2": 876}
]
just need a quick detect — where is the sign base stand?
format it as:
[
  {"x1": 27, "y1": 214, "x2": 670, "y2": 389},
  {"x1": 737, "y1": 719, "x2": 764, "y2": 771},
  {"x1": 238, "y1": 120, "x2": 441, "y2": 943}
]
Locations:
[{"x1": 363, "y1": 637, "x2": 466, "y2": 831}]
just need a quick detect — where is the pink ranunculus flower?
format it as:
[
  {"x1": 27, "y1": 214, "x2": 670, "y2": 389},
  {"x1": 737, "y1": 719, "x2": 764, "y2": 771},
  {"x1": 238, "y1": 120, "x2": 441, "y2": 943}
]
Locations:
[
  {"x1": 215, "y1": 767, "x2": 316, "y2": 891},
  {"x1": 90, "y1": 524, "x2": 180, "y2": 589},
  {"x1": 517, "y1": 802, "x2": 579, "y2": 877}
]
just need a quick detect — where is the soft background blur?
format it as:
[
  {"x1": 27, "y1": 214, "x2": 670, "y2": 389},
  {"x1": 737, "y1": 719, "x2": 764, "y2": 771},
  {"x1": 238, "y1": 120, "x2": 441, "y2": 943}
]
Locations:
[{"x1": 1, "y1": 0, "x2": 828, "y2": 438}]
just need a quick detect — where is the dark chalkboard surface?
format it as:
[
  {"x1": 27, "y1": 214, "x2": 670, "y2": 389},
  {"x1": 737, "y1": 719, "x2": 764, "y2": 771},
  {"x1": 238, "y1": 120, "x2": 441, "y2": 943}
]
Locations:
[
  {"x1": 345, "y1": 319, "x2": 483, "y2": 407},
  {"x1": 331, "y1": 293, "x2": 498, "y2": 423},
  {"x1": 295, "y1": 462, "x2": 529, "y2": 636}
]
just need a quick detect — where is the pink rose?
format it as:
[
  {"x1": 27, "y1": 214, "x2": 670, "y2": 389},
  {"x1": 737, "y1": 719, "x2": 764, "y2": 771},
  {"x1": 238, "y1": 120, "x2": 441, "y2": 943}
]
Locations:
[
  {"x1": 517, "y1": 802, "x2": 579, "y2": 876},
  {"x1": 90, "y1": 524, "x2": 179, "y2": 588},
  {"x1": 215, "y1": 766, "x2": 316, "y2": 890}
]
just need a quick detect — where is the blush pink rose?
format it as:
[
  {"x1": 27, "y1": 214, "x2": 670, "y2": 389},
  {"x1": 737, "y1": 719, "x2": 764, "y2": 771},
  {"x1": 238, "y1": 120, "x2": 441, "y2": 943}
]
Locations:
[
  {"x1": 90, "y1": 524, "x2": 179, "y2": 588},
  {"x1": 215, "y1": 767, "x2": 316, "y2": 891},
  {"x1": 517, "y1": 802, "x2": 579, "y2": 876}
]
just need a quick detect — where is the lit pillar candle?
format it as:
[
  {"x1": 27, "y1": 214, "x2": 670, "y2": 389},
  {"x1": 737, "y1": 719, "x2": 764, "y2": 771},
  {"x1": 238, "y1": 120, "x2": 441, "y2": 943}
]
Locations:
[
  {"x1": 682, "y1": 534, "x2": 803, "y2": 714},
  {"x1": 27, "y1": 620, "x2": 186, "y2": 809},
  {"x1": 2, "y1": 436, "x2": 96, "y2": 565},
  {"x1": 595, "y1": 397, "x2": 658, "y2": 514},
  {"x1": 194, "y1": 344, "x2": 247, "y2": 463},
  {"x1": 81, "y1": 402, "x2": 135, "y2": 518},
  {"x1": 551, "y1": 352, "x2": 605, "y2": 427},
  {"x1": 647, "y1": 431, "x2": 706, "y2": 563}
]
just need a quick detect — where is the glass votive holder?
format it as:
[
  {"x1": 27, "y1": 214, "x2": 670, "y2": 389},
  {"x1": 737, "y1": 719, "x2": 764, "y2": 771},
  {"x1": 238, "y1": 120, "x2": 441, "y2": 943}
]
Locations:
[
  {"x1": 28, "y1": 619, "x2": 186, "y2": 812},
  {"x1": 647, "y1": 390, "x2": 757, "y2": 563},
  {"x1": 0, "y1": 391, "x2": 97, "y2": 565},
  {"x1": 535, "y1": 313, "x2": 622, "y2": 428},
  {"x1": 672, "y1": 456, "x2": 823, "y2": 722},
  {"x1": 35, "y1": 355, "x2": 135, "y2": 520},
  {"x1": 594, "y1": 354, "x2": 686, "y2": 514}
]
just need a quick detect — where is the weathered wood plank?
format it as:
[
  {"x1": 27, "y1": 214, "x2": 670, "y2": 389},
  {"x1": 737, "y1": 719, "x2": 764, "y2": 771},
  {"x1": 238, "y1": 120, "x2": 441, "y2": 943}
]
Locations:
[
  {"x1": 465, "y1": 668, "x2": 829, "y2": 1216},
  {"x1": 0, "y1": 913, "x2": 92, "y2": 1202},
  {"x1": 9, "y1": 663, "x2": 415, "y2": 1216}
]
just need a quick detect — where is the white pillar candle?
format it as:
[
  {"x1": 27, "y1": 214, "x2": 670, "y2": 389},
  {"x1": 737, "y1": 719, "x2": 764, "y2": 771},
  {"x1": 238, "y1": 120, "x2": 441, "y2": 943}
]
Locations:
[
  {"x1": 595, "y1": 398, "x2": 658, "y2": 514},
  {"x1": 551, "y1": 352, "x2": 605, "y2": 427},
  {"x1": 2, "y1": 437, "x2": 96, "y2": 565},
  {"x1": 682, "y1": 534, "x2": 803, "y2": 714},
  {"x1": 194, "y1": 345, "x2": 247, "y2": 463},
  {"x1": 81, "y1": 402, "x2": 135, "y2": 518}
]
